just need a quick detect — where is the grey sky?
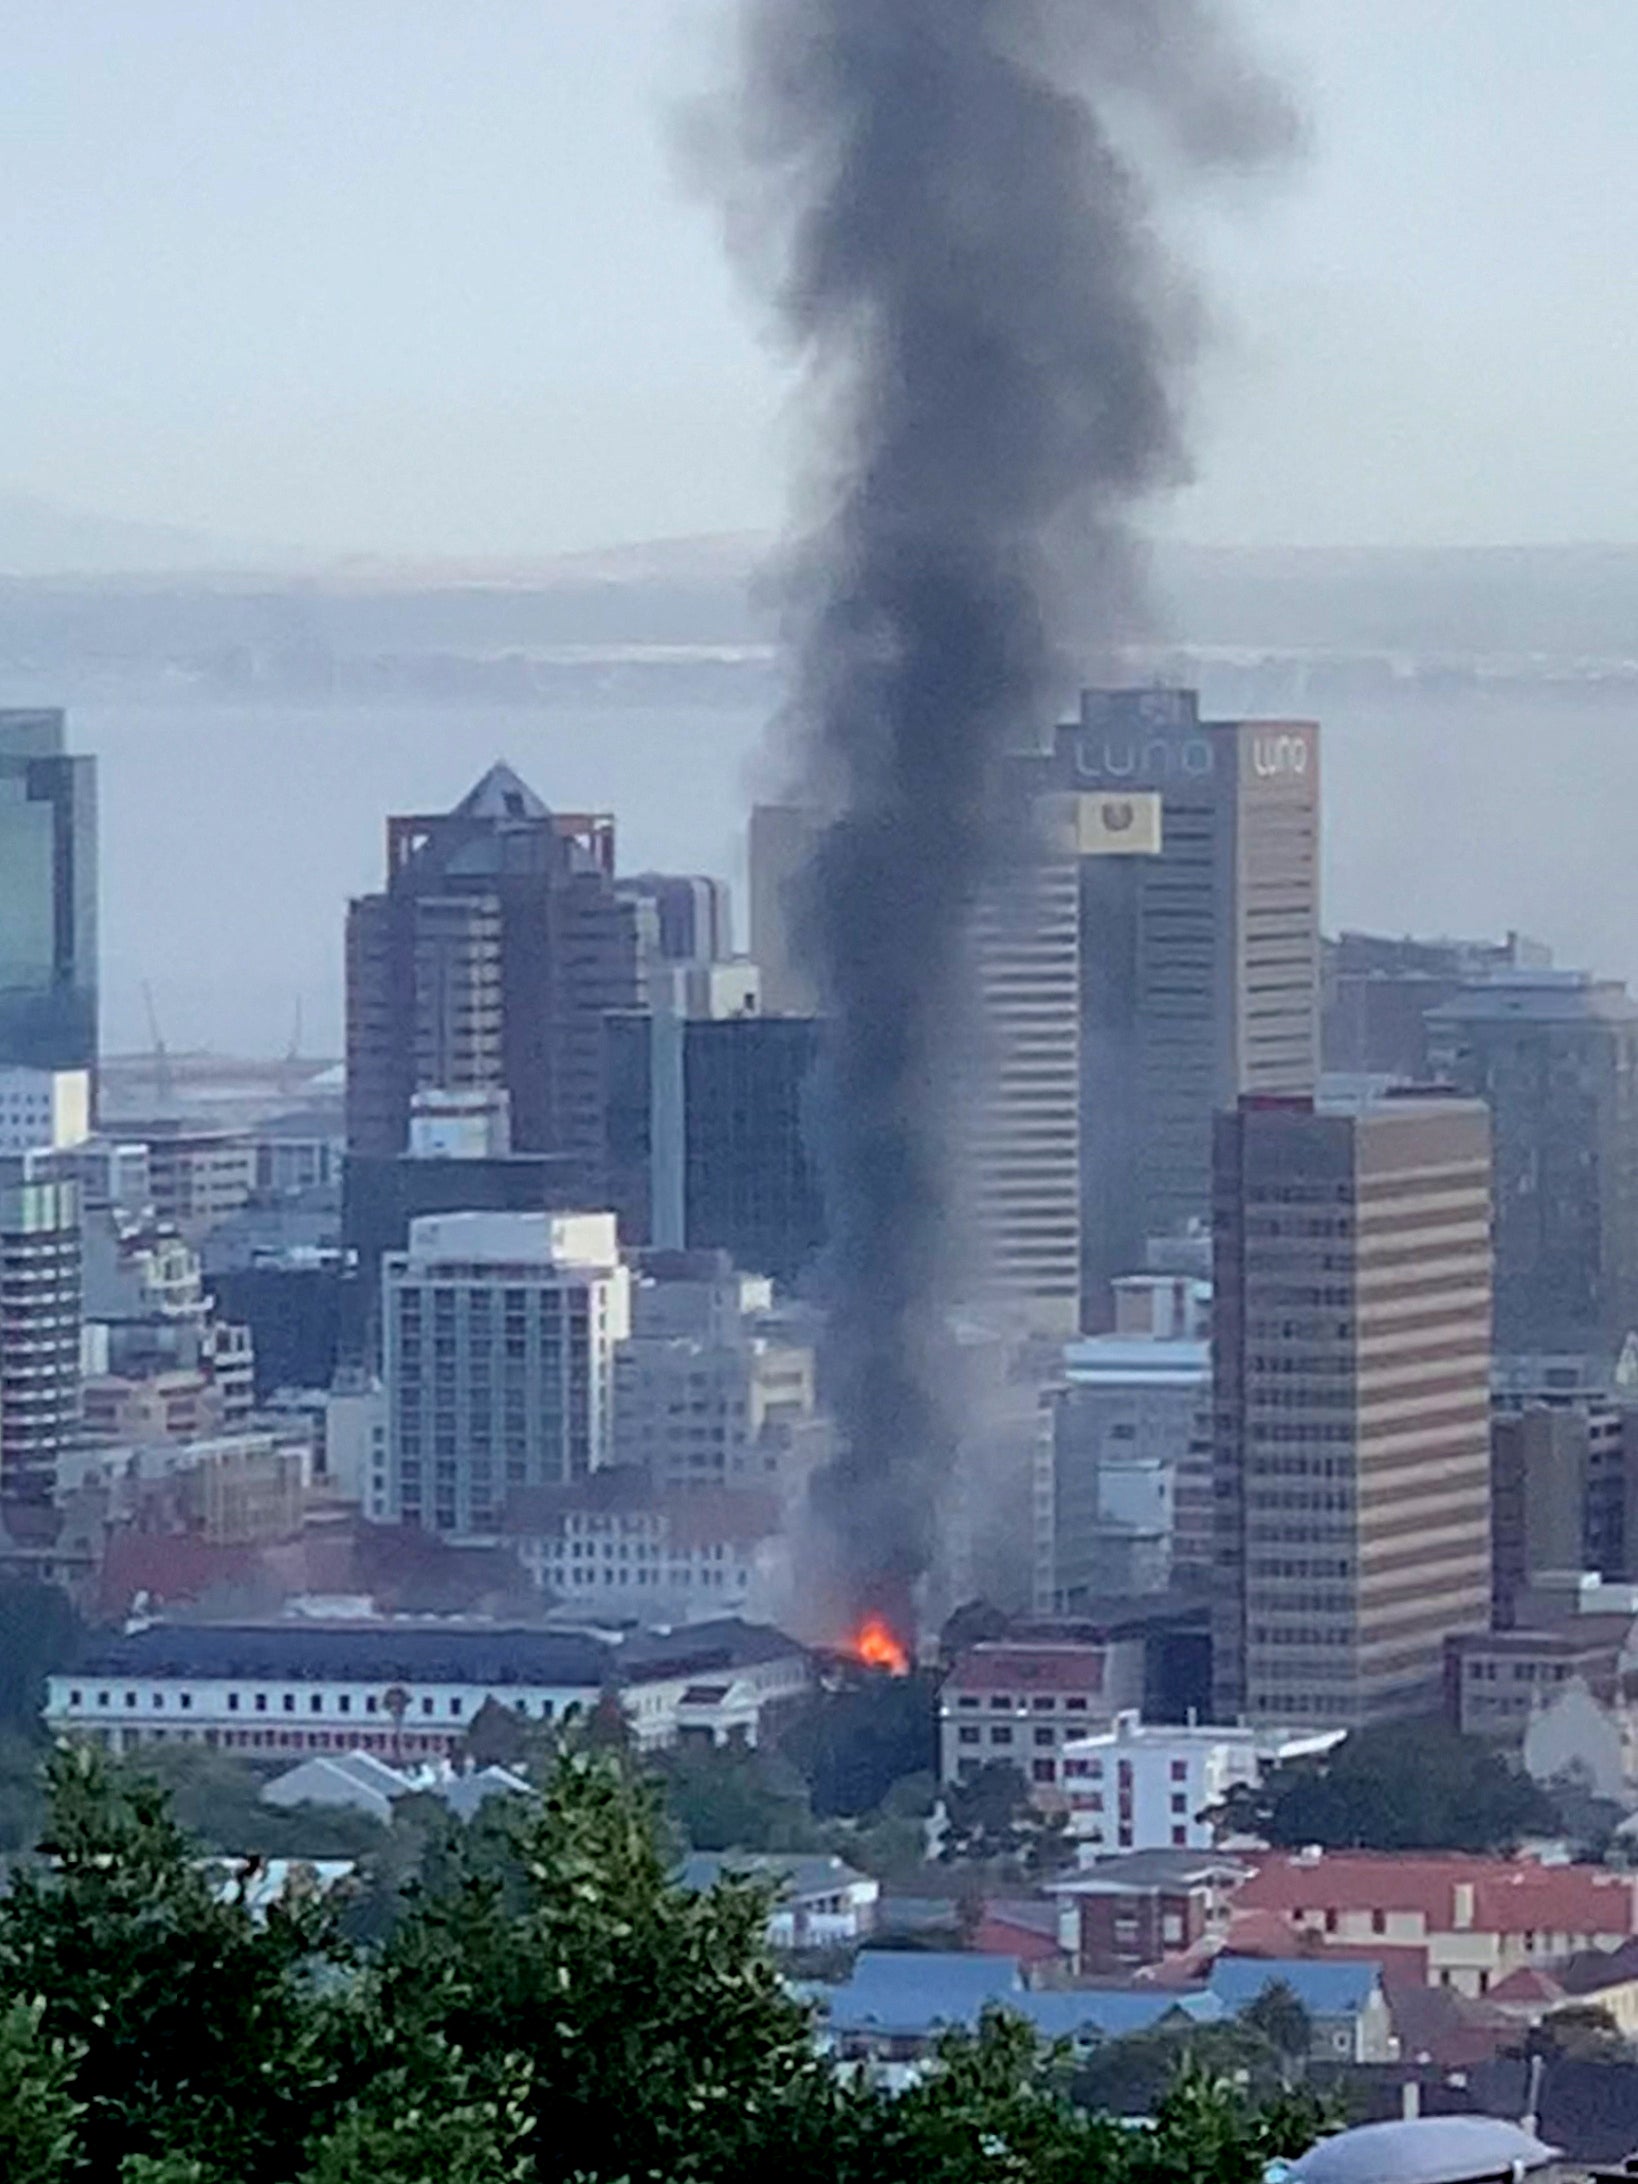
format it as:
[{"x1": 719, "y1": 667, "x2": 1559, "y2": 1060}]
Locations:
[{"x1": 3, "y1": 0, "x2": 1636, "y2": 558}]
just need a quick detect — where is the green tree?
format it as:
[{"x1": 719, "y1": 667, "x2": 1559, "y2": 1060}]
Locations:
[
  {"x1": 0, "y1": 1997, "x2": 81, "y2": 2184},
  {"x1": 778, "y1": 1669, "x2": 938, "y2": 1817},
  {"x1": 937, "y1": 1760, "x2": 1074, "y2": 1876},
  {"x1": 1241, "y1": 1978, "x2": 1314, "y2": 2076},
  {"x1": 369, "y1": 1746, "x2": 828, "y2": 2182},
  {"x1": 654, "y1": 1739, "x2": 823, "y2": 1853},
  {"x1": 0, "y1": 1736, "x2": 1331, "y2": 2183},
  {"x1": 0, "y1": 1746, "x2": 342, "y2": 2182},
  {"x1": 1221, "y1": 1722, "x2": 1554, "y2": 1853}
]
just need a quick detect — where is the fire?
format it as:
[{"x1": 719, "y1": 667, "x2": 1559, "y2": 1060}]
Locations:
[{"x1": 853, "y1": 1614, "x2": 911, "y2": 1675}]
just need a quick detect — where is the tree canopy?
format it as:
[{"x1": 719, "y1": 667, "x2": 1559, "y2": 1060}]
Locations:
[
  {"x1": 0, "y1": 1739, "x2": 1329, "y2": 2182},
  {"x1": 1219, "y1": 1721, "x2": 1555, "y2": 1853}
]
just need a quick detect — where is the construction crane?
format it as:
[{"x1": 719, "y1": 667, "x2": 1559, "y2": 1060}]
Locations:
[{"x1": 142, "y1": 981, "x2": 174, "y2": 1112}]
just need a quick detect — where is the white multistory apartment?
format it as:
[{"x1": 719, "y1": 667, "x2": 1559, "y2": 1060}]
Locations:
[
  {"x1": 1061, "y1": 1711, "x2": 1343, "y2": 1856},
  {"x1": 384, "y1": 1211, "x2": 630, "y2": 1535},
  {"x1": 1061, "y1": 1713, "x2": 1260, "y2": 1855}
]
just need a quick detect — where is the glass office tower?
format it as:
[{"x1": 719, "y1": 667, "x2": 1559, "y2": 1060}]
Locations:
[{"x1": 0, "y1": 711, "x2": 97, "y2": 1072}]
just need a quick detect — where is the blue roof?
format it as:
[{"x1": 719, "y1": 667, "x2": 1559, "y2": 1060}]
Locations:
[
  {"x1": 813, "y1": 1952, "x2": 1222, "y2": 2042},
  {"x1": 1208, "y1": 1956, "x2": 1382, "y2": 2018}
]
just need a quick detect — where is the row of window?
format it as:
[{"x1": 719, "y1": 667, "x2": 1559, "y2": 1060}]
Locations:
[{"x1": 64, "y1": 1687, "x2": 565, "y2": 1721}]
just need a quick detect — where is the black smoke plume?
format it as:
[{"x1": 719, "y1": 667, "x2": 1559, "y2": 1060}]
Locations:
[{"x1": 720, "y1": 1, "x2": 1290, "y2": 1629}]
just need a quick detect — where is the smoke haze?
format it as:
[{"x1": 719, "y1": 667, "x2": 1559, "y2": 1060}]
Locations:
[{"x1": 719, "y1": 0, "x2": 1290, "y2": 1624}]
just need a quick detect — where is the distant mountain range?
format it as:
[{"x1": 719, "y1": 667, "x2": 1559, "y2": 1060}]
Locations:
[
  {"x1": 0, "y1": 490, "x2": 298, "y2": 577},
  {"x1": 6, "y1": 489, "x2": 1638, "y2": 664}
]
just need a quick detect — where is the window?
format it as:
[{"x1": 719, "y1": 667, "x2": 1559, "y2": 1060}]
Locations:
[
  {"x1": 1033, "y1": 1727, "x2": 1055, "y2": 1748},
  {"x1": 1170, "y1": 1759, "x2": 1188, "y2": 1782},
  {"x1": 990, "y1": 1726, "x2": 1013, "y2": 1746},
  {"x1": 1170, "y1": 1793, "x2": 1187, "y2": 1815},
  {"x1": 255, "y1": 1694, "x2": 268, "y2": 1714},
  {"x1": 283, "y1": 1695, "x2": 296, "y2": 1714},
  {"x1": 227, "y1": 1693, "x2": 240, "y2": 1712},
  {"x1": 1371, "y1": 1909, "x2": 1386, "y2": 1935},
  {"x1": 1032, "y1": 1759, "x2": 1056, "y2": 1785},
  {"x1": 310, "y1": 1695, "x2": 323, "y2": 1714},
  {"x1": 1172, "y1": 1826, "x2": 1187, "y2": 1847},
  {"x1": 958, "y1": 1726, "x2": 981, "y2": 1746}
]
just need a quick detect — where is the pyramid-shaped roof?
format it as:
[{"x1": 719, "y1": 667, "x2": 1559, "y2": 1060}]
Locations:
[{"x1": 452, "y1": 761, "x2": 551, "y2": 824}]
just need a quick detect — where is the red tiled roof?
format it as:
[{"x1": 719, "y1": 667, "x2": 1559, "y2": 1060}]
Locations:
[
  {"x1": 945, "y1": 1644, "x2": 1107, "y2": 1697},
  {"x1": 1488, "y1": 1965, "x2": 1567, "y2": 2007},
  {"x1": 1239, "y1": 1852, "x2": 1638, "y2": 1938}
]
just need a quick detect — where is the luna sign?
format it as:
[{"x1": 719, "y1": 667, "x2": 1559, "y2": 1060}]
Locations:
[{"x1": 1072, "y1": 726, "x2": 1311, "y2": 785}]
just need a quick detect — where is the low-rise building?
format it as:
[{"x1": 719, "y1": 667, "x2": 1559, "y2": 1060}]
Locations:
[
  {"x1": 940, "y1": 1639, "x2": 1141, "y2": 1802},
  {"x1": 1206, "y1": 1954, "x2": 1397, "y2": 2065},
  {"x1": 1447, "y1": 1619, "x2": 1638, "y2": 1742},
  {"x1": 678, "y1": 1852, "x2": 879, "y2": 1950},
  {"x1": 503, "y1": 1471, "x2": 790, "y2": 1624},
  {"x1": 1234, "y1": 1850, "x2": 1638, "y2": 1999},
  {"x1": 1047, "y1": 1847, "x2": 1250, "y2": 1976},
  {"x1": 1060, "y1": 1712, "x2": 1298, "y2": 1855},
  {"x1": 47, "y1": 1615, "x2": 811, "y2": 1762}
]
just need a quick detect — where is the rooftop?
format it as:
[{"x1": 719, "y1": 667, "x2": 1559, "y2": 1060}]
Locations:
[
  {"x1": 945, "y1": 1644, "x2": 1109, "y2": 1698},
  {"x1": 1240, "y1": 1851, "x2": 1638, "y2": 1937},
  {"x1": 1208, "y1": 1955, "x2": 1384, "y2": 2016},
  {"x1": 65, "y1": 1615, "x2": 805, "y2": 1693}
]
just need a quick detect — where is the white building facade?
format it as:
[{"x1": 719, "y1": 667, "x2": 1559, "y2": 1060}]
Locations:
[
  {"x1": 383, "y1": 1211, "x2": 630, "y2": 1534},
  {"x1": 1062, "y1": 1713, "x2": 1261, "y2": 1854}
]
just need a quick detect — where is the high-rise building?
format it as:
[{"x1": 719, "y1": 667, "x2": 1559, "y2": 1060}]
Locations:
[
  {"x1": 748, "y1": 803, "x2": 821, "y2": 1017},
  {"x1": 1212, "y1": 1093, "x2": 1493, "y2": 1728},
  {"x1": 617, "y1": 873, "x2": 732, "y2": 968},
  {"x1": 605, "y1": 1012, "x2": 823, "y2": 1288},
  {"x1": 0, "y1": 710, "x2": 97, "y2": 1076},
  {"x1": 1019, "y1": 689, "x2": 1320, "y2": 1324},
  {"x1": 965, "y1": 849, "x2": 1086, "y2": 1334},
  {"x1": 0, "y1": 1176, "x2": 81, "y2": 1501},
  {"x1": 1323, "y1": 928, "x2": 1553, "y2": 1081},
  {"x1": 613, "y1": 1254, "x2": 818, "y2": 1494},
  {"x1": 1426, "y1": 973, "x2": 1638, "y2": 1369},
  {"x1": 345, "y1": 764, "x2": 645, "y2": 1187},
  {"x1": 1489, "y1": 1401, "x2": 1632, "y2": 1628},
  {"x1": 1042, "y1": 1273, "x2": 1213, "y2": 1613},
  {"x1": 382, "y1": 1210, "x2": 630, "y2": 1535}
]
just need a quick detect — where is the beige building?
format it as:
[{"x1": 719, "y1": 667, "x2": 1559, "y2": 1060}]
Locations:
[
  {"x1": 1213, "y1": 1093, "x2": 1494, "y2": 1727},
  {"x1": 964, "y1": 854, "x2": 1084, "y2": 1335}
]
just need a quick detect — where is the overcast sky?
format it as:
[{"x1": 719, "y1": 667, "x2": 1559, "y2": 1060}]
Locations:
[{"x1": 3, "y1": 0, "x2": 1636, "y2": 559}]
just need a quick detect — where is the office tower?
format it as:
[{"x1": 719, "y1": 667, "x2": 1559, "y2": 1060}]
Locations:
[
  {"x1": 345, "y1": 764, "x2": 645, "y2": 1186},
  {"x1": 1426, "y1": 973, "x2": 1638, "y2": 1370},
  {"x1": 965, "y1": 850, "x2": 1086, "y2": 1334},
  {"x1": 1490, "y1": 1402, "x2": 1632, "y2": 1627},
  {"x1": 0, "y1": 1176, "x2": 81, "y2": 1501},
  {"x1": 613, "y1": 1254, "x2": 818, "y2": 1493},
  {"x1": 382, "y1": 1210, "x2": 630, "y2": 1535},
  {"x1": 604, "y1": 1012, "x2": 824, "y2": 1287},
  {"x1": 0, "y1": 714, "x2": 97, "y2": 1162},
  {"x1": 617, "y1": 873, "x2": 732, "y2": 967},
  {"x1": 1323, "y1": 929, "x2": 1553, "y2": 1081},
  {"x1": 1213, "y1": 1093, "x2": 1493, "y2": 1728},
  {"x1": 1042, "y1": 1272, "x2": 1212, "y2": 1613},
  {"x1": 1022, "y1": 689, "x2": 1320, "y2": 1324},
  {"x1": 748, "y1": 803, "x2": 821, "y2": 1016}
]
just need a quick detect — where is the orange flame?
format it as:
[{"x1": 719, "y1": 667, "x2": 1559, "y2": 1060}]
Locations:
[{"x1": 853, "y1": 1614, "x2": 911, "y2": 1675}]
